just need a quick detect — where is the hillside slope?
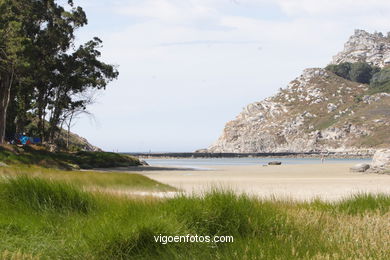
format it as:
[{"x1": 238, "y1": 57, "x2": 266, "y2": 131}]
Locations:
[
  {"x1": 207, "y1": 30, "x2": 390, "y2": 154},
  {"x1": 56, "y1": 129, "x2": 102, "y2": 152}
]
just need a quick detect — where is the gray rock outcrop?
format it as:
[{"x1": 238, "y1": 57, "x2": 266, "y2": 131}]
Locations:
[
  {"x1": 370, "y1": 149, "x2": 390, "y2": 173},
  {"x1": 332, "y1": 29, "x2": 390, "y2": 68},
  {"x1": 350, "y1": 163, "x2": 370, "y2": 172}
]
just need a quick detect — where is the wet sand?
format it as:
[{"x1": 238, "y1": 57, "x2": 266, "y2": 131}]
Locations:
[{"x1": 136, "y1": 163, "x2": 390, "y2": 201}]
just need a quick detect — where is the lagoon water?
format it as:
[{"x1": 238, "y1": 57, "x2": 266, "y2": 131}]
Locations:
[{"x1": 144, "y1": 157, "x2": 371, "y2": 167}]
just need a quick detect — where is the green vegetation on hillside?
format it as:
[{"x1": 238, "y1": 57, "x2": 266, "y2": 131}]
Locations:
[
  {"x1": 0, "y1": 145, "x2": 141, "y2": 169},
  {"x1": 0, "y1": 176, "x2": 388, "y2": 259},
  {"x1": 368, "y1": 67, "x2": 390, "y2": 94},
  {"x1": 325, "y1": 62, "x2": 380, "y2": 84},
  {"x1": 326, "y1": 62, "x2": 390, "y2": 95}
]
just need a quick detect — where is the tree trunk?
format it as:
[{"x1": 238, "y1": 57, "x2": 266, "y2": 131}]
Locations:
[
  {"x1": 66, "y1": 112, "x2": 74, "y2": 150},
  {"x1": 15, "y1": 82, "x2": 29, "y2": 135},
  {"x1": 36, "y1": 89, "x2": 48, "y2": 142},
  {"x1": 0, "y1": 70, "x2": 14, "y2": 144}
]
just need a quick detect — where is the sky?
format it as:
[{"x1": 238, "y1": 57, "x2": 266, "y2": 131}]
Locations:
[{"x1": 71, "y1": 0, "x2": 390, "y2": 152}]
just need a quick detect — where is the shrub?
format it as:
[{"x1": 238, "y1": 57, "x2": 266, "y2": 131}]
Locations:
[
  {"x1": 326, "y1": 62, "x2": 352, "y2": 80},
  {"x1": 369, "y1": 67, "x2": 390, "y2": 94},
  {"x1": 325, "y1": 62, "x2": 380, "y2": 84},
  {"x1": 350, "y1": 62, "x2": 380, "y2": 83}
]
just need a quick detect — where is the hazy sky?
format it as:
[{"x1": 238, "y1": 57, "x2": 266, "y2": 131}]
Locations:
[{"x1": 71, "y1": 0, "x2": 390, "y2": 152}]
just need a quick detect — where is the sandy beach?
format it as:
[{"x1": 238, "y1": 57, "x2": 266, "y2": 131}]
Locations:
[{"x1": 131, "y1": 163, "x2": 390, "y2": 201}]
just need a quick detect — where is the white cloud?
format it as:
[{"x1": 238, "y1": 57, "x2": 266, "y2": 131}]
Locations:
[
  {"x1": 115, "y1": 0, "x2": 218, "y2": 25},
  {"x1": 73, "y1": 0, "x2": 390, "y2": 151},
  {"x1": 275, "y1": 0, "x2": 390, "y2": 16}
]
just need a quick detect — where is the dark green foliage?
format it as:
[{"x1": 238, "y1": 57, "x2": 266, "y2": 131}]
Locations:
[
  {"x1": 326, "y1": 62, "x2": 352, "y2": 80},
  {"x1": 350, "y1": 62, "x2": 380, "y2": 83},
  {"x1": 0, "y1": 0, "x2": 118, "y2": 144},
  {"x1": 325, "y1": 62, "x2": 390, "y2": 95},
  {"x1": 371, "y1": 67, "x2": 390, "y2": 85},
  {"x1": 368, "y1": 67, "x2": 390, "y2": 94},
  {"x1": 325, "y1": 62, "x2": 380, "y2": 84}
]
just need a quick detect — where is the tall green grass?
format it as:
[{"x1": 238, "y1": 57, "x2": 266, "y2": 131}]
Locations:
[
  {"x1": 0, "y1": 176, "x2": 95, "y2": 213},
  {"x1": 307, "y1": 193, "x2": 390, "y2": 215},
  {"x1": 0, "y1": 176, "x2": 389, "y2": 259},
  {"x1": 0, "y1": 166, "x2": 176, "y2": 192}
]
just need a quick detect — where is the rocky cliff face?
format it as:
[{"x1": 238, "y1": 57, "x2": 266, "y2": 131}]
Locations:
[
  {"x1": 370, "y1": 149, "x2": 390, "y2": 173},
  {"x1": 332, "y1": 29, "x2": 390, "y2": 68},
  {"x1": 207, "y1": 30, "x2": 390, "y2": 154}
]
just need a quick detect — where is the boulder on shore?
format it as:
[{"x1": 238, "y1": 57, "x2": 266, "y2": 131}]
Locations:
[
  {"x1": 268, "y1": 161, "x2": 282, "y2": 166},
  {"x1": 139, "y1": 159, "x2": 149, "y2": 166},
  {"x1": 350, "y1": 163, "x2": 370, "y2": 172},
  {"x1": 370, "y1": 149, "x2": 390, "y2": 173}
]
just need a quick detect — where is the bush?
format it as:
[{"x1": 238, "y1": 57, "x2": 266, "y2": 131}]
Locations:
[
  {"x1": 369, "y1": 67, "x2": 390, "y2": 94},
  {"x1": 350, "y1": 62, "x2": 380, "y2": 83},
  {"x1": 325, "y1": 62, "x2": 380, "y2": 84},
  {"x1": 326, "y1": 62, "x2": 352, "y2": 80}
]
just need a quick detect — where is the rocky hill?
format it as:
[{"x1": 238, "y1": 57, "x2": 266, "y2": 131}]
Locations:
[
  {"x1": 207, "y1": 30, "x2": 390, "y2": 154},
  {"x1": 332, "y1": 29, "x2": 390, "y2": 68},
  {"x1": 58, "y1": 130, "x2": 102, "y2": 152},
  {"x1": 40, "y1": 128, "x2": 101, "y2": 152}
]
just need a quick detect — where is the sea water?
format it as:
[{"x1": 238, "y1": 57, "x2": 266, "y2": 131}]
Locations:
[{"x1": 144, "y1": 157, "x2": 371, "y2": 168}]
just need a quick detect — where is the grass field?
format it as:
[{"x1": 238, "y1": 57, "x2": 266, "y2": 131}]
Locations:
[{"x1": 0, "y1": 173, "x2": 388, "y2": 260}]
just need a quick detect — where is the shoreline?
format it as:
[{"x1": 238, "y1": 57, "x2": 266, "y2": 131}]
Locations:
[
  {"x1": 114, "y1": 163, "x2": 390, "y2": 201},
  {"x1": 91, "y1": 165, "x2": 198, "y2": 172},
  {"x1": 128, "y1": 152, "x2": 373, "y2": 160}
]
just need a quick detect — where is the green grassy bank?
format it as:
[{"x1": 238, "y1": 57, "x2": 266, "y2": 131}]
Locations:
[
  {"x1": 0, "y1": 166, "x2": 175, "y2": 193},
  {"x1": 0, "y1": 176, "x2": 388, "y2": 260},
  {"x1": 0, "y1": 145, "x2": 141, "y2": 170}
]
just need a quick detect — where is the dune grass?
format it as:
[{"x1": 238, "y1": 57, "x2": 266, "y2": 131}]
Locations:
[
  {"x1": 305, "y1": 193, "x2": 390, "y2": 215},
  {"x1": 0, "y1": 176, "x2": 95, "y2": 213},
  {"x1": 0, "y1": 166, "x2": 175, "y2": 192},
  {"x1": 0, "y1": 176, "x2": 389, "y2": 259}
]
